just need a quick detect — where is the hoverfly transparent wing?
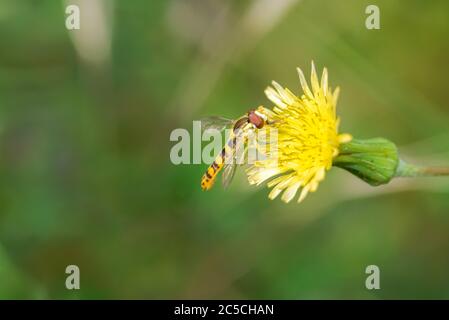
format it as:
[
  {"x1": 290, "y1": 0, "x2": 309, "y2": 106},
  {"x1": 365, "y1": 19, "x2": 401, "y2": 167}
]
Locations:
[
  {"x1": 200, "y1": 116, "x2": 234, "y2": 133},
  {"x1": 221, "y1": 127, "x2": 248, "y2": 189},
  {"x1": 222, "y1": 150, "x2": 238, "y2": 189},
  {"x1": 222, "y1": 162, "x2": 237, "y2": 189}
]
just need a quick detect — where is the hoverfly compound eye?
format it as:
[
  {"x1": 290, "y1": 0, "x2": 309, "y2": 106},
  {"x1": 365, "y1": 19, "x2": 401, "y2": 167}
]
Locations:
[{"x1": 248, "y1": 110, "x2": 265, "y2": 129}]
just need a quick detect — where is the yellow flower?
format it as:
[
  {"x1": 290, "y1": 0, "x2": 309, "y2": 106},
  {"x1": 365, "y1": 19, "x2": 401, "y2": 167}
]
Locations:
[{"x1": 247, "y1": 62, "x2": 352, "y2": 203}]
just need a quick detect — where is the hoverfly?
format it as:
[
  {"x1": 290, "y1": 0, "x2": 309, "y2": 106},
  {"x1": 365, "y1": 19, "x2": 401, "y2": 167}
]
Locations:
[{"x1": 200, "y1": 108, "x2": 269, "y2": 191}]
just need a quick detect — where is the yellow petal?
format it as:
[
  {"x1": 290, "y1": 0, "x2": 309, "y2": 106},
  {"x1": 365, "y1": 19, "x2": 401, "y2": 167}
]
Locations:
[
  {"x1": 310, "y1": 61, "x2": 320, "y2": 98},
  {"x1": 321, "y1": 67, "x2": 328, "y2": 97},
  {"x1": 265, "y1": 86, "x2": 287, "y2": 109},
  {"x1": 297, "y1": 67, "x2": 314, "y2": 100},
  {"x1": 272, "y1": 81, "x2": 295, "y2": 105},
  {"x1": 338, "y1": 133, "x2": 352, "y2": 144},
  {"x1": 297, "y1": 185, "x2": 311, "y2": 203},
  {"x1": 332, "y1": 87, "x2": 340, "y2": 106},
  {"x1": 281, "y1": 181, "x2": 301, "y2": 203},
  {"x1": 268, "y1": 186, "x2": 283, "y2": 200}
]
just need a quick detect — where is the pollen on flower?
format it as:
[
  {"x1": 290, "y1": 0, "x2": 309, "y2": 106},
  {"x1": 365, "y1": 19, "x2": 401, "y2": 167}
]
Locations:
[{"x1": 246, "y1": 62, "x2": 351, "y2": 203}]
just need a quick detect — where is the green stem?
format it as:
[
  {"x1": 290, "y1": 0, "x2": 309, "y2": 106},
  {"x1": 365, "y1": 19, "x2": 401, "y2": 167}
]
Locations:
[{"x1": 395, "y1": 159, "x2": 449, "y2": 177}]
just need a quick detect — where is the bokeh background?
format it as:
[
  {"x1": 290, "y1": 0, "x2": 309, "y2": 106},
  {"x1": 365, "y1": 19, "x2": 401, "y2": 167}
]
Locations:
[{"x1": 0, "y1": 0, "x2": 449, "y2": 299}]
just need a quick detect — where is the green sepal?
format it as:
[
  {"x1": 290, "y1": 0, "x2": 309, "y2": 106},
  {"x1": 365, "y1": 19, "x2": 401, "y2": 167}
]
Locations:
[{"x1": 333, "y1": 138, "x2": 399, "y2": 186}]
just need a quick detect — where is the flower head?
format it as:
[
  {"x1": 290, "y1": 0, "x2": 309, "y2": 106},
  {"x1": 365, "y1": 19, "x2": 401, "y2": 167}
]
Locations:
[{"x1": 247, "y1": 62, "x2": 351, "y2": 203}]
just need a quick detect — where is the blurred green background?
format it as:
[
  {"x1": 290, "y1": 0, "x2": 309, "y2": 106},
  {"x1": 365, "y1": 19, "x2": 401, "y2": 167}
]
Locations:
[{"x1": 0, "y1": 0, "x2": 449, "y2": 299}]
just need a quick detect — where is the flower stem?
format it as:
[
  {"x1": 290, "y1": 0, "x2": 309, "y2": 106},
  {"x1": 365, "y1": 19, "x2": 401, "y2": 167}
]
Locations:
[{"x1": 395, "y1": 159, "x2": 449, "y2": 178}]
